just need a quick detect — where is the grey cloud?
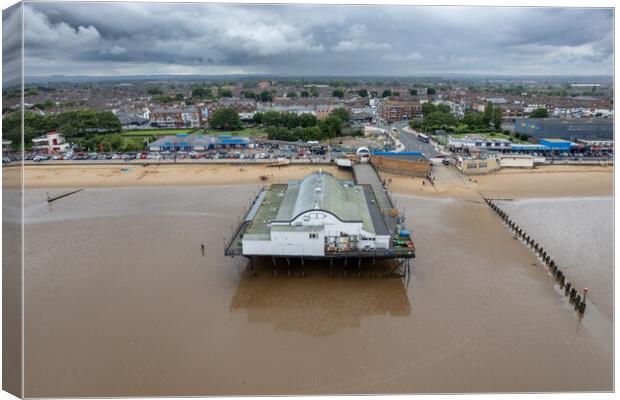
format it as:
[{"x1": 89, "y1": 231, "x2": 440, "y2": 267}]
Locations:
[
  {"x1": 3, "y1": 3, "x2": 22, "y2": 87},
  {"x1": 16, "y1": 3, "x2": 615, "y2": 78}
]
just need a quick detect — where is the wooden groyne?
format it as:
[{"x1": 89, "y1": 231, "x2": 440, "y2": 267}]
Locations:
[
  {"x1": 484, "y1": 197, "x2": 588, "y2": 315},
  {"x1": 47, "y1": 188, "x2": 84, "y2": 203}
]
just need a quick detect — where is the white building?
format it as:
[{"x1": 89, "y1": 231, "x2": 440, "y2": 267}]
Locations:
[
  {"x1": 31, "y1": 132, "x2": 70, "y2": 153},
  {"x1": 447, "y1": 135, "x2": 512, "y2": 151},
  {"x1": 241, "y1": 172, "x2": 391, "y2": 257}
]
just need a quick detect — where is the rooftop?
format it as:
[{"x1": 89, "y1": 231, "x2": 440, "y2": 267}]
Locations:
[{"x1": 244, "y1": 172, "x2": 376, "y2": 239}]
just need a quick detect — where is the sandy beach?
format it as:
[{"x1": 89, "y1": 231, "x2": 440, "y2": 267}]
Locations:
[
  {"x1": 4, "y1": 163, "x2": 614, "y2": 199},
  {"x1": 5, "y1": 164, "x2": 350, "y2": 190},
  {"x1": 384, "y1": 164, "x2": 613, "y2": 199},
  {"x1": 7, "y1": 162, "x2": 614, "y2": 395}
]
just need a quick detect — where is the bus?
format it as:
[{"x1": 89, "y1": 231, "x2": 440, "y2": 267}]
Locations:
[{"x1": 418, "y1": 133, "x2": 430, "y2": 143}]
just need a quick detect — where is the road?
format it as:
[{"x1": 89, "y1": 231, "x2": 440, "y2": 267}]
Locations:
[{"x1": 379, "y1": 121, "x2": 441, "y2": 158}]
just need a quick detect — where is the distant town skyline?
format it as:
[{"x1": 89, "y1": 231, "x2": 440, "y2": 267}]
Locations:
[{"x1": 2, "y1": 2, "x2": 614, "y2": 84}]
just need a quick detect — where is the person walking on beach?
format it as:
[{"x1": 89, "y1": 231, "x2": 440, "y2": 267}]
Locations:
[{"x1": 201, "y1": 244, "x2": 205, "y2": 256}]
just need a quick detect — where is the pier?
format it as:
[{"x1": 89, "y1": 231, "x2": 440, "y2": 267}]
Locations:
[{"x1": 225, "y1": 163, "x2": 414, "y2": 277}]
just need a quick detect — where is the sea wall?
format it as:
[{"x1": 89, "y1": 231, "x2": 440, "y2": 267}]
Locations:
[{"x1": 370, "y1": 156, "x2": 431, "y2": 177}]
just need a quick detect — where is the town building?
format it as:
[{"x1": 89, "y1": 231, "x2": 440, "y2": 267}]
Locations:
[
  {"x1": 148, "y1": 133, "x2": 249, "y2": 152},
  {"x1": 447, "y1": 135, "x2": 512, "y2": 152},
  {"x1": 575, "y1": 139, "x2": 614, "y2": 151},
  {"x1": 538, "y1": 138, "x2": 575, "y2": 151},
  {"x1": 31, "y1": 132, "x2": 70, "y2": 153},
  {"x1": 350, "y1": 108, "x2": 374, "y2": 123},
  {"x1": 452, "y1": 151, "x2": 500, "y2": 175},
  {"x1": 208, "y1": 98, "x2": 257, "y2": 117},
  {"x1": 115, "y1": 112, "x2": 150, "y2": 130},
  {"x1": 379, "y1": 100, "x2": 422, "y2": 122},
  {"x1": 149, "y1": 106, "x2": 204, "y2": 128},
  {"x1": 514, "y1": 118, "x2": 613, "y2": 140}
]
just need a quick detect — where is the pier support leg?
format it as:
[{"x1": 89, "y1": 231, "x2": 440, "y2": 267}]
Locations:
[
  {"x1": 357, "y1": 258, "x2": 362, "y2": 277},
  {"x1": 371, "y1": 257, "x2": 376, "y2": 278},
  {"x1": 286, "y1": 257, "x2": 291, "y2": 276},
  {"x1": 329, "y1": 258, "x2": 334, "y2": 277},
  {"x1": 272, "y1": 257, "x2": 277, "y2": 277},
  {"x1": 300, "y1": 257, "x2": 305, "y2": 277},
  {"x1": 344, "y1": 258, "x2": 348, "y2": 277},
  {"x1": 249, "y1": 257, "x2": 256, "y2": 276}
]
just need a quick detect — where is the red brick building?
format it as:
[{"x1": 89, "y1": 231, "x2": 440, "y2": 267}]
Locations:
[
  {"x1": 379, "y1": 100, "x2": 422, "y2": 122},
  {"x1": 149, "y1": 106, "x2": 204, "y2": 128}
]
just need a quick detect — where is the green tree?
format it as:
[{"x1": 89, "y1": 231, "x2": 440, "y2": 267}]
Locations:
[
  {"x1": 218, "y1": 88, "x2": 233, "y2": 98},
  {"x1": 157, "y1": 95, "x2": 174, "y2": 103},
  {"x1": 423, "y1": 111, "x2": 456, "y2": 128},
  {"x1": 252, "y1": 112, "x2": 263, "y2": 125},
  {"x1": 426, "y1": 87, "x2": 436, "y2": 95},
  {"x1": 259, "y1": 91, "x2": 273, "y2": 102},
  {"x1": 421, "y1": 102, "x2": 437, "y2": 116},
  {"x1": 148, "y1": 87, "x2": 163, "y2": 96},
  {"x1": 174, "y1": 93, "x2": 184, "y2": 101},
  {"x1": 244, "y1": 90, "x2": 256, "y2": 99},
  {"x1": 319, "y1": 116, "x2": 343, "y2": 138},
  {"x1": 300, "y1": 90, "x2": 310, "y2": 97},
  {"x1": 299, "y1": 113, "x2": 318, "y2": 128},
  {"x1": 310, "y1": 87, "x2": 320, "y2": 97},
  {"x1": 436, "y1": 104, "x2": 451, "y2": 113},
  {"x1": 409, "y1": 88, "x2": 418, "y2": 96},
  {"x1": 357, "y1": 88, "x2": 368, "y2": 97},
  {"x1": 381, "y1": 89, "x2": 392, "y2": 98},
  {"x1": 208, "y1": 108, "x2": 242, "y2": 130},
  {"x1": 330, "y1": 108, "x2": 351, "y2": 124},
  {"x1": 286, "y1": 91, "x2": 298, "y2": 98},
  {"x1": 261, "y1": 110, "x2": 282, "y2": 126},
  {"x1": 332, "y1": 88, "x2": 345, "y2": 98},
  {"x1": 462, "y1": 111, "x2": 483, "y2": 127},
  {"x1": 529, "y1": 108, "x2": 549, "y2": 118},
  {"x1": 191, "y1": 86, "x2": 211, "y2": 99},
  {"x1": 493, "y1": 107, "x2": 503, "y2": 130},
  {"x1": 281, "y1": 113, "x2": 300, "y2": 129},
  {"x1": 483, "y1": 101, "x2": 494, "y2": 126}
]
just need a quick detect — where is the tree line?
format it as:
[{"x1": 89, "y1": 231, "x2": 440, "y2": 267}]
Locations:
[{"x1": 3, "y1": 110, "x2": 121, "y2": 149}]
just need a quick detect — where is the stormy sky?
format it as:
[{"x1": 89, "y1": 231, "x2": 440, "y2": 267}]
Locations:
[{"x1": 3, "y1": 2, "x2": 615, "y2": 82}]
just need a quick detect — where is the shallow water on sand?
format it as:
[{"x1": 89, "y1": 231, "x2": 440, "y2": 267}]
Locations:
[
  {"x1": 495, "y1": 197, "x2": 613, "y2": 320},
  {"x1": 23, "y1": 187, "x2": 612, "y2": 396}
]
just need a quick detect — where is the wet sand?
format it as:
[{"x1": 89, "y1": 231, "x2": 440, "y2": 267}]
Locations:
[{"x1": 21, "y1": 181, "x2": 613, "y2": 396}]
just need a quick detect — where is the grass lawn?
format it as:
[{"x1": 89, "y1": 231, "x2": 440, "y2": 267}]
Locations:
[
  {"x1": 446, "y1": 132, "x2": 528, "y2": 144},
  {"x1": 122, "y1": 128, "x2": 267, "y2": 138},
  {"x1": 199, "y1": 128, "x2": 267, "y2": 137},
  {"x1": 121, "y1": 129, "x2": 194, "y2": 136}
]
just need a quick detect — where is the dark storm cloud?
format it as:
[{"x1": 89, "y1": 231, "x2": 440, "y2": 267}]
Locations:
[
  {"x1": 3, "y1": 3, "x2": 22, "y2": 87},
  {"x1": 21, "y1": 3, "x2": 613, "y2": 77}
]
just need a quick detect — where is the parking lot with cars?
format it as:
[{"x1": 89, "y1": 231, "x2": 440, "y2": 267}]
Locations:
[{"x1": 3, "y1": 141, "x2": 342, "y2": 165}]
